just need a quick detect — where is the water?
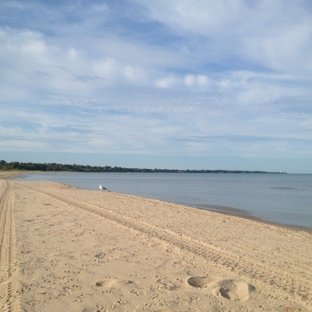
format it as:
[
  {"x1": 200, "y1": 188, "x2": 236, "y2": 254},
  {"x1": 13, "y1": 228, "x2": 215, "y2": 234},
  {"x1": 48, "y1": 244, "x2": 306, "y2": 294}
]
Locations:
[{"x1": 14, "y1": 172, "x2": 312, "y2": 230}]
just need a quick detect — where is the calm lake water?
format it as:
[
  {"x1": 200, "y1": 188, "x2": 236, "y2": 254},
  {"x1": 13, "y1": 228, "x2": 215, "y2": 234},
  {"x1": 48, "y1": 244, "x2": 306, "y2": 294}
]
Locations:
[{"x1": 14, "y1": 172, "x2": 312, "y2": 230}]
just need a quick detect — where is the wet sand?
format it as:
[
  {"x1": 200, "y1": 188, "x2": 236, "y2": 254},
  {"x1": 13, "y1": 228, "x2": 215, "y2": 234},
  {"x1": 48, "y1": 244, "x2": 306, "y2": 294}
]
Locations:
[{"x1": 0, "y1": 174, "x2": 311, "y2": 311}]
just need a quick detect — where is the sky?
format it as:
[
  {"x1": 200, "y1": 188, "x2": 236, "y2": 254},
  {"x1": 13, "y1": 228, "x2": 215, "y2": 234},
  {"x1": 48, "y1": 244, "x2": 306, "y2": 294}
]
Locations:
[{"x1": 0, "y1": 0, "x2": 312, "y2": 173}]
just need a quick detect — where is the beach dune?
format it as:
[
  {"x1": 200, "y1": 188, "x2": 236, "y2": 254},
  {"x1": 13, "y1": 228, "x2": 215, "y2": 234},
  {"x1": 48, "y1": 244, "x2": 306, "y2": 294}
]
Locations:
[{"x1": 0, "y1": 176, "x2": 311, "y2": 311}]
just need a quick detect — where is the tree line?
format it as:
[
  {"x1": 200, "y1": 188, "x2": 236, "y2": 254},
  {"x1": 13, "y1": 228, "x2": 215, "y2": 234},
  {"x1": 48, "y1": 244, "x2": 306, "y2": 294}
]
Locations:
[{"x1": 0, "y1": 160, "x2": 285, "y2": 174}]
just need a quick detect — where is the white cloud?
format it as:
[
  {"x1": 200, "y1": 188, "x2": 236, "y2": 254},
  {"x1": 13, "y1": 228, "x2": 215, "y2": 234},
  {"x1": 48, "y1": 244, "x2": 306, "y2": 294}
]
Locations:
[
  {"x1": 134, "y1": 0, "x2": 312, "y2": 75},
  {"x1": 93, "y1": 58, "x2": 117, "y2": 80},
  {"x1": 155, "y1": 75, "x2": 178, "y2": 89},
  {"x1": 133, "y1": 0, "x2": 243, "y2": 36},
  {"x1": 0, "y1": 0, "x2": 312, "y2": 170},
  {"x1": 184, "y1": 75, "x2": 195, "y2": 86},
  {"x1": 197, "y1": 74, "x2": 209, "y2": 86},
  {"x1": 244, "y1": 23, "x2": 312, "y2": 75},
  {"x1": 184, "y1": 74, "x2": 210, "y2": 91}
]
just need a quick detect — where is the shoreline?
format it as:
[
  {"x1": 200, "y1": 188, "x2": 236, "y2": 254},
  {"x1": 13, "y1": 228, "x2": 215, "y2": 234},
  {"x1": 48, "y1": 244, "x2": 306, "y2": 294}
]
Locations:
[
  {"x1": 1, "y1": 178, "x2": 311, "y2": 311},
  {"x1": 6, "y1": 171, "x2": 312, "y2": 233},
  {"x1": 196, "y1": 205, "x2": 312, "y2": 234}
]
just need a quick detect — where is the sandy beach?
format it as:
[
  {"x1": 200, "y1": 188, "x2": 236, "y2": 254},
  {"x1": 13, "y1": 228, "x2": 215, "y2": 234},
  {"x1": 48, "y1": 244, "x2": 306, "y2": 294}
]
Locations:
[{"x1": 0, "y1": 174, "x2": 311, "y2": 311}]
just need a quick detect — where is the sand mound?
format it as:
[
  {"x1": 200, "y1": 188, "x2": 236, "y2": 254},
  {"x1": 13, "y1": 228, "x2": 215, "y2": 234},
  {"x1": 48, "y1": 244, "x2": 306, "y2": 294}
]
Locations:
[
  {"x1": 217, "y1": 279, "x2": 250, "y2": 302},
  {"x1": 188, "y1": 276, "x2": 253, "y2": 302}
]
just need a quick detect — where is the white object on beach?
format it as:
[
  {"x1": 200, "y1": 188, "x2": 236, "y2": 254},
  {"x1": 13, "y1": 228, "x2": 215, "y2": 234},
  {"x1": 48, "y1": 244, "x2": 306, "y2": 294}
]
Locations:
[{"x1": 99, "y1": 185, "x2": 106, "y2": 190}]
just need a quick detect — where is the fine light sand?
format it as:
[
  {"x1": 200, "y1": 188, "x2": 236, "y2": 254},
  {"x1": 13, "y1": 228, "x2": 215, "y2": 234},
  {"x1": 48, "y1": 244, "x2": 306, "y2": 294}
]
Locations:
[{"x1": 0, "y1": 175, "x2": 311, "y2": 311}]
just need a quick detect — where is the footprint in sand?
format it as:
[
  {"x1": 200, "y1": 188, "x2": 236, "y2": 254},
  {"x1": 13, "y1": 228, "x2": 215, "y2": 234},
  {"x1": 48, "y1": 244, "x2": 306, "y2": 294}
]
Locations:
[
  {"x1": 216, "y1": 279, "x2": 250, "y2": 302},
  {"x1": 95, "y1": 251, "x2": 106, "y2": 259},
  {"x1": 187, "y1": 276, "x2": 220, "y2": 288},
  {"x1": 95, "y1": 279, "x2": 117, "y2": 287},
  {"x1": 95, "y1": 278, "x2": 135, "y2": 288},
  {"x1": 187, "y1": 276, "x2": 254, "y2": 302}
]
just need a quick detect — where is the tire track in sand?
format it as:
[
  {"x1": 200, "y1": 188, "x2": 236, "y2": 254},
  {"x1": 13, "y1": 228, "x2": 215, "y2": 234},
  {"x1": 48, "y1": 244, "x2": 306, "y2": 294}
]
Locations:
[
  {"x1": 19, "y1": 183, "x2": 312, "y2": 308},
  {"x1": 0, "y1": 181, "x2": 20, "y2": 312}
]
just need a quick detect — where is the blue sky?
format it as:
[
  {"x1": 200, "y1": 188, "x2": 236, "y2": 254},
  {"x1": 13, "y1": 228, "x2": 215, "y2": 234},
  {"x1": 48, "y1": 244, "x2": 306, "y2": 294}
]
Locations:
[{"x1": 0, "y1": 0, "x2": 312, "y2": 173}]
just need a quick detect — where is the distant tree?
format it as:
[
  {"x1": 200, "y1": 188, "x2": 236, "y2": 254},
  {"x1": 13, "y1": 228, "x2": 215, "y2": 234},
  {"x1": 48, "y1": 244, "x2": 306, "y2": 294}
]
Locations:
[{"x1": 0, "y1": 160, "x2": 285, "y2": 174}]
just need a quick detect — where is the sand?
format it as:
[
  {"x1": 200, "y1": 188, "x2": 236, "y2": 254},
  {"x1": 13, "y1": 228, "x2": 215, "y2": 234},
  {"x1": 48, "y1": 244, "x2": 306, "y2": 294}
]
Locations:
[{"x1": 0, "y1": 174, "x2": 311, "y2": 311}]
